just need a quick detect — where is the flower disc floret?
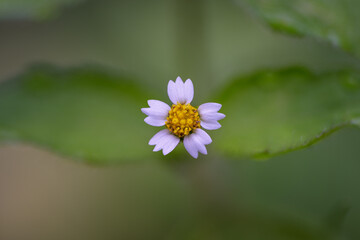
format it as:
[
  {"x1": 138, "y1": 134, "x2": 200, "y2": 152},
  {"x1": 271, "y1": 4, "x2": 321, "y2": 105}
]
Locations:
[{"x1": 166, "y1": 103, "x2": 200, "y2": 138}]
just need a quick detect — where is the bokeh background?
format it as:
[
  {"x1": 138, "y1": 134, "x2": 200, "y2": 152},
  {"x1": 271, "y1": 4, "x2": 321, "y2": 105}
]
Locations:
[{"x1": 0, "y1": 0, "x2": 360, "y2": 239}]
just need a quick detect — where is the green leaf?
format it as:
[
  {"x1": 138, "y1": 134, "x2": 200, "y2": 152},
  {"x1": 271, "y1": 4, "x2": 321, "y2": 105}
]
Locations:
[
  {"x1": 0, "y1": 0, "x2": 83, "y2": 20},
  {"x1": 324, "y1": 202, "x2": 349, "y2": 235},
  {"x1": 215, "y1": 67, "x2": 360, "y2": 158},
  {"x1": 241, "y1": 0, "x2": 360, "y2": 58},
  {"x1": 0, "y1": 65, "x2": 156, "y2": 164}
]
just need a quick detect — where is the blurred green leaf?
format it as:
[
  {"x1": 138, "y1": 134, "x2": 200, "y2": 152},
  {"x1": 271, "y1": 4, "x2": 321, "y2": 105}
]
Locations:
[
  {"x1": 324, "y1": 202, "x2": 349, "y2": 236},
  {"x1": 215, "y1": 67, "x2": 360, "y2": 158},
  {"x1": 2, "y1": 66, "x2": 360, "y2": 163},
  {"x1": 0, "y1": 0, "x2": 83, "y2": 20},
  {"x1": 241, "y1": 0, "x2": 360, "y2": 58},
  {"x1": 0, "y1": 65, "x2": 156, "y2": 164}
]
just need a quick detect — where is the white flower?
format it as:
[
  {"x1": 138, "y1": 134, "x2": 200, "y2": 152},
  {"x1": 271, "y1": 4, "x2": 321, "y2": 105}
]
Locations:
[{"x1": 141, "y1": 77, "x2": 225, "y2": 158}]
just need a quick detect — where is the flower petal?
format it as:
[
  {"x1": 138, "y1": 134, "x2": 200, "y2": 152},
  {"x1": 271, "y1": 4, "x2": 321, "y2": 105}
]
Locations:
[
  {"x1": 167, "y1": 80, "x2": 178, "y2": 104},
  {"x1": 144, "y1": 116, "x2": 165, "y2": 127},
  {"x1": 149, "y1": 129, "x2": 170, "y2": 145},
  {"x1": 192, "y1": 133, "x2": 207, "y2": 155},
  {"x1": 153, "y1": 136, "x2": 168, "y2": 152},
  {"x1": 198, "y1": 102, "x2": 225, "y2": 130},
  {"x1": 198, "y1": 103, "x2": 222, "y2": 114},
  {"x1": 141, "y1": 100, "x2": 169, "y2": 117},
  {"x1": 183, "y1": 135, "x2": 199, "y2": 159},
  {"x1": 167, "y1": 77, "x2": 192, "y2": 104},
  {"x1": 175, "y1": 77, "x2": 186, "y2": 104},
  {"x1": 141, "y1": 107, "x2": 168, "y2": 118},
  {"x1": 184, "y1": 79, "x2": 194, "y2": 104},
  {"x1": 194, "y1": 129, "x2": 212, "y2": 145},
  {"x1": 162, "y1": 136, "x2": 180, "y2": 155},
  {"x1": 183, "y1": 130, "x2": 211, "y2": 158},
  {"x1": 142, "y1": 100, "x2": 170, "y2": 126},
  {"x1": 201, "y1": 120, "x2": 221, "y2": 130},
  {"x1": 148, "y1": 100, "x2": 170, "y2": 113},
  {"x1": 149, "y1": 129, "x2": 179, "y2": 155},
  {"x1": 200, "y1": 112, "x2": 225, "y2": 122}
]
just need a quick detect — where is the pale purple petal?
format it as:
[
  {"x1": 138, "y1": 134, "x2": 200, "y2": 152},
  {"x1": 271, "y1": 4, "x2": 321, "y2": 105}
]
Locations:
[
  {"x1": 149, "y1": 129, "x2": 170, "y2": 145},
  {"x1": 198, "y1": 102, "x2": 225, "y2": 130},
  {"x1": 141, "y1": 107, "x2": 168, "y2": 118},
  {"x1": 147, "y1": 100, "x2": 170, "y2": 113},
  {"x1": 144, "y1": 116, "x2": 165, "y2": 127},
  {"x1": 198, "y1": 103, "x2": 222, "y2": 114},
  {"x1": 142, "y1": 100, "x2": 169, "y2": 126},
  {"x1": 175, "y1": 77, "x2": 186, "y2": 104},
  {"x1": 184, "y1": 79, "x2": 194, "y2": 104},
  {"x1": 201, "y1": 121, "x2": 221, "y2": 130},
  {"x1": 167, "y1": 77, "x2": 193, "y2": 104},
  {"x1": 167, "y1": 80, "x2": 178, "y2": 104},
  {"x1": 200, "y1": 112, "x2": 225, "y2": 122},
  {"x1": 192, "y1": 133, "x2": 207, "y2": 155},
  {"x1": 152, "y1": 131, "x2": 172, "y2": 151},
  {"x1": 183, "y1": 130, "x2": 212, "y2": 158},
  {"x1": 149, "y1": 129, "x2": 180, "y2": 154},
  {"x1": 153, "y1": 136, "x2": 168, "y2": 152},
  {"x1": 162, "y1": 136, "x2": 180, "y2": 155},
  {"x1": 183, "y1": 135, "x2": 199, "y2": 159},
  {"x1": 194, "y1": 129, "x2": 212, "y2": 145}
]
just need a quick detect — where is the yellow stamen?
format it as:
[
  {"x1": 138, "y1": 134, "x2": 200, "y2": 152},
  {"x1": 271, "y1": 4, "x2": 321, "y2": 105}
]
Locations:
[{"x1": 165, "y1": 103, "x2": 201, "y2": 138}]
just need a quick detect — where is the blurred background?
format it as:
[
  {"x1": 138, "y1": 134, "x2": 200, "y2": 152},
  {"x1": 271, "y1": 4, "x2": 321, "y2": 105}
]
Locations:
[{"x1": 0, "y1": 0, "x2": 360, "y2": 239}]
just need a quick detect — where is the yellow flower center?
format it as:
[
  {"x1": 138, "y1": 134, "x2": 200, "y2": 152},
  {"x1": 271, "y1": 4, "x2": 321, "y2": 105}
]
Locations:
[{"x1": 166, "y1": 103, "x2": 201, "y2": 138}]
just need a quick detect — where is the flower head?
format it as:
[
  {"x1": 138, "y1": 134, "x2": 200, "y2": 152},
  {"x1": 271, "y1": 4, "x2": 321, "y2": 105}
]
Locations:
[{"x1": 141, "y1": 77, "x2": 225, "y2": 158}]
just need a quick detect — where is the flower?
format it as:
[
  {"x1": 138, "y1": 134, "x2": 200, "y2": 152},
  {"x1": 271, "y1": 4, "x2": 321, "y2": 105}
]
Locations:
[{"x1": 141, "y1": 77, "x2": 225, "y2": 158}]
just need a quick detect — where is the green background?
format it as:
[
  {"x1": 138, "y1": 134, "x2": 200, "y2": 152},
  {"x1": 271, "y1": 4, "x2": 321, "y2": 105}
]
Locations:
[{"x1": 0, "y1": 0, "x2": 360, "y2": 239}]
